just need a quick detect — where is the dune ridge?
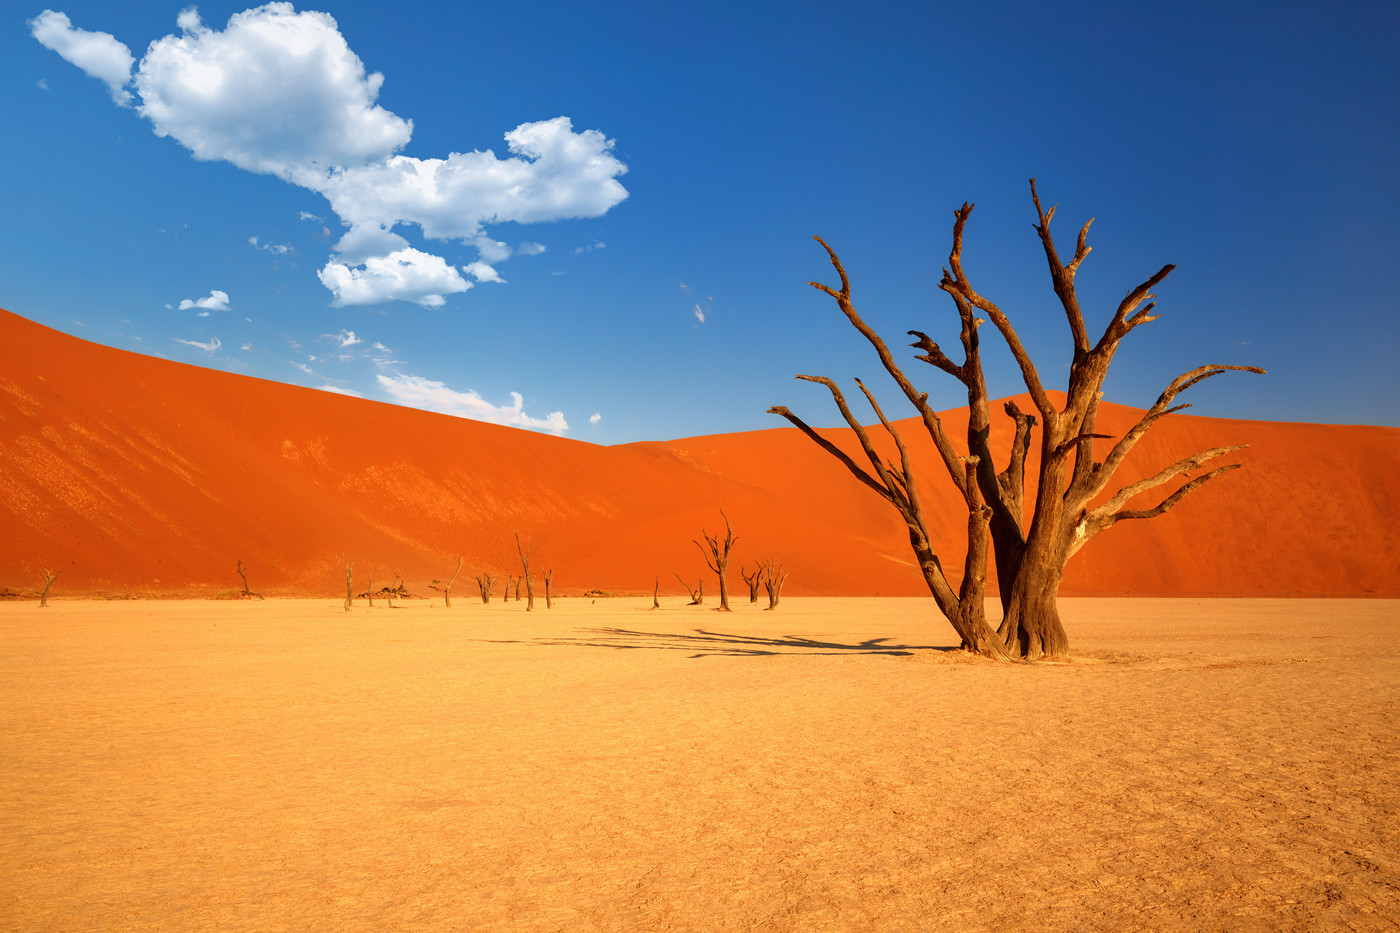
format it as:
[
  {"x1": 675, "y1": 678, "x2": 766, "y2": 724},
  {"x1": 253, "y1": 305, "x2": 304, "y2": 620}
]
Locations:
[{"x1": 2, "y1": 308, "x2": 1397, "y2": 598}]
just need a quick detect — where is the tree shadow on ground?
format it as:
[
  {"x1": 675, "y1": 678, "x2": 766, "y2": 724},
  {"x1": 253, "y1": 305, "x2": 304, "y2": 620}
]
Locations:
[{"x1": 485, "y1": 627, "x2": 957, "y2": 659}]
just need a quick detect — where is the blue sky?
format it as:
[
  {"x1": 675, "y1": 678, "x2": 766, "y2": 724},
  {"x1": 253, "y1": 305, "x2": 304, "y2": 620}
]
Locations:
[{"x1": 5, "y1": 1, "x2": 1398, "y2": 443}]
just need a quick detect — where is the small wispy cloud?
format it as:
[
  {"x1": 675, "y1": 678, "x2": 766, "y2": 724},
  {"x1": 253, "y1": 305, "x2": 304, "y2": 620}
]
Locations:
[
  {"x1": 518, "y1": 241, "x2": 546, "y2": 256},
  {"x1": 175, "y1": 336, "x2": 221, "y2": 353},
  {"x1": 378, "y1": 373, "x2": 568, "y2": 434},
  {"x1": 299, "y1": 211, "x2": 323, "y2": 223},
  {"x1": 693, "y1": 304, "x2": 706, "y2": 324},
  {"x1": 574, "y1": 241, "x2": 606, "y2": 254},
  {"x1": 464, "y1": 261, "x2": 505, "y2": 284},
  {"x1": 249, "y1": 235, "x2": 291, "y2": 255},
  {"x1": 178, "y1": 289, "x2": 230, "y2": 312},
  {"x1": 317, "y1": 385, "x2": 364, "y2": 398},
  {"x1": 329, "y1": 329, "x2": 362, "y2": 348},
  {"x1": 589, "y1": 412, "x2": 601, "y2": 426}
]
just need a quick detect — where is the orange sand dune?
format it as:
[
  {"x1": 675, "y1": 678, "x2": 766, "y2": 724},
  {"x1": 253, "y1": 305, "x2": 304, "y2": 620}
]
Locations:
[{"x1": 2, "y1": 308, "x2": 1397, "y2": 597}]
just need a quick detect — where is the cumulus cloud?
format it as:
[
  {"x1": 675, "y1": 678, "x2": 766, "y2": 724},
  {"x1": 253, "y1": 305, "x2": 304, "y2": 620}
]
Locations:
[
  {"x1": 175, "y1": 335, "x2": 221, "y2": 352},
  {"x1": 29, "y1": 10, "x2": 134, "y2": 105},
  {"x1": 35, "y1": 4, "x2": 629, "y2": 308},
  {"x1": 589, "y1": 412, "x2": 601, "y2": 425},
  {"x1": 178, "y1": 289, "x2": 231, "y2": 312},
  {"x1": 463, "y1": 261, "x2": 505, "y2": 284},
  {"x1": 517, "y1": 241, "x2": 546, "y2": 256},
  {"x1": 377, "y1": 373, "x2": 567, "y2": 434},
  {"x1": 318, "y1": 247, "x2": 471, "y2": 307}
]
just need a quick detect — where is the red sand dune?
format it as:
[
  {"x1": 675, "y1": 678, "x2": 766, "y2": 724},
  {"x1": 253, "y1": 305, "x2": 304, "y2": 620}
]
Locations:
[{"x1": 2, "y1": 307, "x2": 1397, "y2": 598}]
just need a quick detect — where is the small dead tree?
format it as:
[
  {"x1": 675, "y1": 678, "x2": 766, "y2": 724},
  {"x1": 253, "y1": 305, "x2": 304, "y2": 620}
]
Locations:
[
  {"x1": 694, "y1": 512, "x2": 739, "y2": 611},
  {"x1": 234, "y1": 559, "x2": 260, "y2": 598},
  {"x1": 344, "y1": 561, "x2": 353, "y2": 612},
  {"x1": 444, "y1": 556, "x2": 463, "y2": 608},
  {"x1": 652, "y1": 577, "x2": 661, "y2": 609},
  {"x1": 544, "y1": 568, "x2": 553, "y2": 609},
  {"x1": 516, "y1": 534, "x2": 535, "y2": 611},
  {"x1": 475, "y1": 572, "x2": 496, "y2": 603},
  {"x1": 770, "y1": 179, "x2": 1263, "y2": 659},
  {"x1": 672, "y1": 571, "x2": 704, "y2": 605},
  {"x1": 760, "y1": 558, "x2": 789, "y2": 610},
  {"x1": 39, "y1": 568, "x2": 60, "y2": 608},
  {"x1": 366, "y1": 573, "x2": 373, "y2": 608},
  {"x1": 740, "y1": 565, "x2": 762, "y2": 603}
]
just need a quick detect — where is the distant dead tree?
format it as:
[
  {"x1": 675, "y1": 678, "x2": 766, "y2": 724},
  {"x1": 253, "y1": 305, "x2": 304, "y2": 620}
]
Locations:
[
  {"x1": 516, "y1": 534, "x2": 535, "y2": 611},
  {"x1": 760, "y1": 558, "x2": 789, "y2": 610},
  {"x1": 769, "y1": 179, "x2": 1263, "y2": 659},
  {"x1": 443, "y1": 556, "x2": 463, "y2": 608},
  {"x1": 673, "y1": 572, "x2": 704, "y2": 605},
  {"x1": 344, "y1": 561, "x2": 353, "y2": 612},
  {"x1": 39, "y1": 568, "x2": 60, "y2": 608},
  {"x1": 544, "y1": 568, "x2": 553, "y2": 609},
  {"x1": 366, "y1": 573, "x2": 373, "y2": 608},
  {"x1": 740, "y1": 565, "x2": 762, "y2": 603},
  {"x1": 652, "y1": 577, "x2": 661, "y2": 609},
  {"x1": 512, "y1": 576, "x2": 523, "y2": 601},
  {"x1": 694, "y1": 512, "x2": 739, "y2": 611},
  {"x1": 475, "y1": 573, "x2": 496, "y2": 603},
  {"x1": 236, "y1": 559, "x2": 251, "y2": 595}
]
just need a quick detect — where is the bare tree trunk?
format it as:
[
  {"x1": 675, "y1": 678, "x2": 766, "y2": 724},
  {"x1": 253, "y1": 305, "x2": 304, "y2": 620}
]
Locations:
[
  {"x1": 740, "y1": 566, "x2": 761, "y2": 603},
  {"x1": 544, "y1": 568, "x2": 553, "y2": 609},
  {"x1": 344, "y1": 561, "x2": 353, "y2": 612},
  {"x1": 236, "y1": 559, "x2": 251, "y2": 596},
  {"x1": 516, "y1": 534, "x2": 535, "y2": 611},
  {"x1": 476, "y1": 573, "x2": 496, "y2": 603},
  {"x1": 367, "y1": 573, "x2": 373, "y2": 608},
  {"x1": 445, "y1": 556, "x2": 463, "y2": 608},
  {"x1": 652, "y1": 577, "x2": 660, "y2": 609},
  {"x1": 672, "y1": 572, "x2": 704, "y2": 605},
  {"x1": 694, "y1": 512, "x2": 738, "y2": 611},
  {"x1": 39, "y1": 568, "x2": 60, "y2": 608},
  {"x1": 761, "y1": 559, "x2": 789, "y2": 610}
]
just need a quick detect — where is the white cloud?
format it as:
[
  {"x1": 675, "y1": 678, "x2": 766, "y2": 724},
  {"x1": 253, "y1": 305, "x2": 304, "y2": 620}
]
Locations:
[
  {"x1": 316, "y1": 384, "x2": 364, "y2": 398},
  {"x1": 589, "y1": 412, "x2": 601, "y2": 425},
  {"x1": 175, "y1": 335, "x2": 221, "y2": 352},
  {"x1": 318, "y1": 247, "x2": 471, "y2": 307},
  {"x1": 134, "y1": 3, "x2": 411, "y2": 187},
  {"x1": 29, "y1": 10, "x2": 134, "y2": 105},
  {"x1": 693, "y1": 304, "x2": 706, "y2": 324},
  {"x1": 178, "y1": 289, "x2": 231, "y2": 312},
  {"x1": 330, "y1": 329, "x2": 362, "y2": 347},
  {"x1": 574, "y1": 240, "x2": 606, "y2": 254},
  {"x1": 299, "y1": 210, "x2": 323, "y2": 222},
  {"x1": 38, "y1": 78, "x2": 49, "y2": 91},
  {"x1": 39, "y1": 4, "x2": 629, "y2": 308},
  {"x1": 517, "y1": 241, "x2": 546, "y2": 256},
  {"x1": 377, "y1": 373, "x2": 568, "y2": 434},
  {"x1": 463, "y1": 261, "x2": 505, "y2": 284},
  {"x1": 249, "y1": 235, "x2": 291, "y2": 254}
]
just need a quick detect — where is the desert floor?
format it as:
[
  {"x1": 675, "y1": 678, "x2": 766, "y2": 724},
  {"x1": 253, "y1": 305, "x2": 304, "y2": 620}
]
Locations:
[{"x1": 2, "y1": 596, "x2": 1397, "y2": 932}]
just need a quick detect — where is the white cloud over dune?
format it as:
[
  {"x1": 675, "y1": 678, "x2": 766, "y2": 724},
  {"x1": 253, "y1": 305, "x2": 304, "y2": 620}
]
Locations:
[
  {"x1": 32, "y1": 3, "x2": 629, "y2": 309},
  {"x1": 377, "y1": 374, "x2": 568, "y2": 435},
  {"x1": 178, "y1": 289, "x2": 231, "y2": 312}
]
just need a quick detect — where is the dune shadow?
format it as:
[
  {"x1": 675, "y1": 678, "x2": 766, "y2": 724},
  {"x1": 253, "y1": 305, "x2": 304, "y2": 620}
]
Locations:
[{"x1": 485, "y1": 627, "x2": 956, "y2": 659}]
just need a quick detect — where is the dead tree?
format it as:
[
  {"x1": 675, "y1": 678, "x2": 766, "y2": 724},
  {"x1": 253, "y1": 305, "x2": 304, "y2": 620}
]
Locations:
[
  {"x1": 770, "y1": 179, "x2": 1263, "y2": 660},
  {"x1": 740, "y1": 565, "x2": 762, "y2": 603},
  {"x1": 652, "y1": 577, "x2": 661, "y2": 609},
  {"x1": 235, "y1": 559, "x2": 261, "y2": 598},
  {"x1": 672, "y1": 571, "x2": 704, "y2": 605},
  {"x1": 444, "y1": 556, "x2": 463, "y2": 608},
  {"x1": 512, "y1": 577, "x2": 522, "y2": 601},
  {"x1": 516, "y1": 534, "x2": 535, "y2": 611},
  {"x1": 39, "y1": 568, "x2": 60, "y2": 608},
  {"x1": 366, "y1": 573, "x2": 373, "y2": 608},
  {"x1": 760, "y1": 558, "x2": 789, "y2": 610},
  {"x1": 694, "y1": 512, "x2": 739, "y2": 611},
  {"x1": 475, "y1": 573, "x2": 496, "y2": 603},
  {"x1": 544, "y1": 568, "x2": 553, "y2": 609},
  {"x1": 344, "y1": 561, "x2": 353, "y2": 612}
]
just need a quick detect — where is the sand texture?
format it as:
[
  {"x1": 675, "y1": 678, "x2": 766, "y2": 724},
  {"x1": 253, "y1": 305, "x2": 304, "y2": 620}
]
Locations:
[
  {"x1": 3, "y1": 308, "x2": 1399, "y2": 599},
  {"x1": 4, "y1": 597, "x2": 1397, "y2": 931}
]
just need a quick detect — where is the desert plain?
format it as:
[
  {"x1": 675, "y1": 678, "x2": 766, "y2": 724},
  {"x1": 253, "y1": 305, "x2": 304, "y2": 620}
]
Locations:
[{"x1": 3, "y1": 594, "x2": 1398, "y2": 932}]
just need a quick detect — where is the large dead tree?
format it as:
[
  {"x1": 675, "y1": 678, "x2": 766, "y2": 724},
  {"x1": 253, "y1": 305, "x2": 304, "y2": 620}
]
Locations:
[
  {"x1": 760, "y1": 558, "x2": 789, "y2": 610},
  {"x1": 740, "y1": 566, "x2": 762, "y2": 603},
  {"x1": 693, "y1": 512, "x2": 739, "y2": 611},
  {"x1": 39, "y1": 568, "x2": 60, "y2": 608},
  {"x1": 516, "y1": 534, "x2": 535, "y2": 611},
  {"x1": 770, "y1": 180, "x2": 1263, "y2": 660}
]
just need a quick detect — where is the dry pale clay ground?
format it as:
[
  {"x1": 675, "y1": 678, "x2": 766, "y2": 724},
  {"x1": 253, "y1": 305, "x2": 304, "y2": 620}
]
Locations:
[{"x1": 2, "y1": 596, "x2": 1397, "y2": 932}]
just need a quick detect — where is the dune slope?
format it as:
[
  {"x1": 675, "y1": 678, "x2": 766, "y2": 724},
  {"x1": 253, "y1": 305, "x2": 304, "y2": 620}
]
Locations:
[{"x1": 2, "y1": 308, "x2": 1396, "y2": 597}]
